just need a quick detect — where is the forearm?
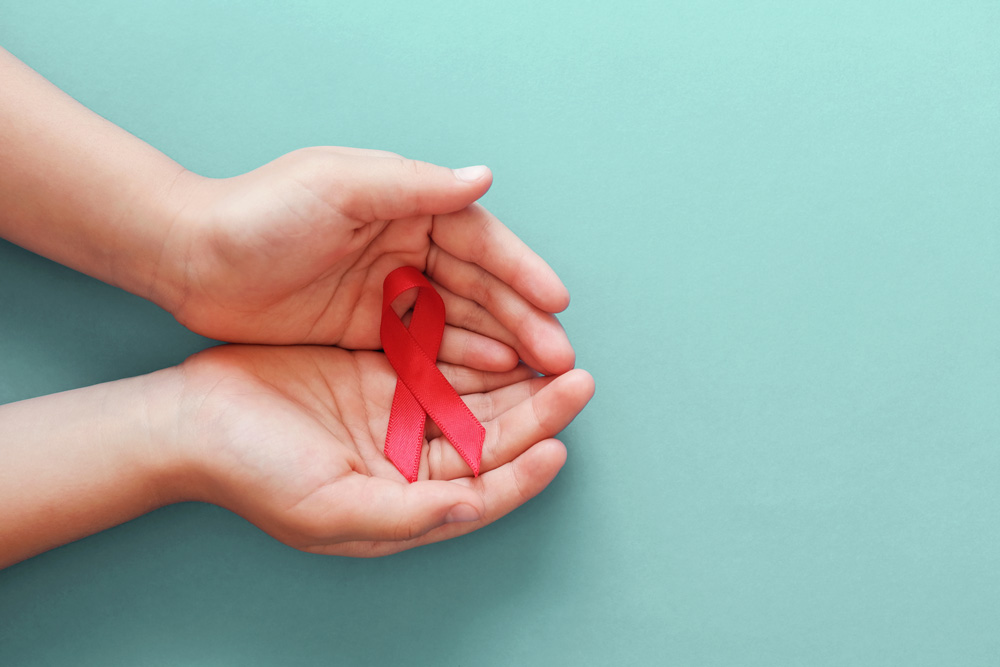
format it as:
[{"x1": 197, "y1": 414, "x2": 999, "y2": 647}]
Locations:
[
  {"x1": 0, "y1": 369, "x2": 189, "y2": 568},
  {"x1": 0, "y1": 47, "x2": 191, "y2": 307}
]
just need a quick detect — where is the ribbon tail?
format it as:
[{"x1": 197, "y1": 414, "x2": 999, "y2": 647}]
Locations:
[
  {"x1": 384, "y1": 381, "x2": 427, "y2": 483},
  {"x1": 423, "y1": 411, "x2": 484, "y2": 477}
]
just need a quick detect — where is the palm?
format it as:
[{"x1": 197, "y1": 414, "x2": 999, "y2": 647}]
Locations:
[
  {"x1": 187, "y1": 172, "x2": 433, "y2": 347},
  {"x1": 170, "y1": 148, "x2": 575, "y2": 374},
  {"x1": 176, "y1": 343, "x2": 593, "y2": 556}
]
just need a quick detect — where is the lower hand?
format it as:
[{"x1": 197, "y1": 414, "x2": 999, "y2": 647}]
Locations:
[{"x1": 170, "y1": 344, "x2": 594, "y2": 556}]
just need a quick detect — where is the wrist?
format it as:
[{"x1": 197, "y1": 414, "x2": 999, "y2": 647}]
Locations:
[
  {"x1": 0, "y1": 367, "x2": 206, "y2": 566},
  {"x1": 120, "y1": 365, "x2": 211, "y2": 506},
  {"x1": 132, "y1": 168, "x2": 212, "y2": 315}
]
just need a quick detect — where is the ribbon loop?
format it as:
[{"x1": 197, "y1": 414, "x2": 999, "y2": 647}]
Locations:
[{"x1": 380, "y1": 266, "x2": 485, "y2": 482}]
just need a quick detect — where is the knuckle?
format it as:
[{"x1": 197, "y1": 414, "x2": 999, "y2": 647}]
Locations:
[
  {"x1": 469, "y1": 218, "x2": 492, "y2": 265},
  {"x1": 509, "y1": 459, "x2": 529, "y2": 503},
  {"x1": 428, "y1": 438, "x2": 446, "y2": 479},
  {"x1": 485, "y1": 391, "x2": 498, "y2": 422},
  {"x1": 488, "y1": 416, "x2": 503, "y2": 461},
  {"x1": 393, "y1": 514, "x2": 418, "y2": 541},
  {"x1": 466, "y1": 302, "x2": 489, "y2": 331},
  {"x1": 395, "y1": 157, "x2": 430, "y2": 178},
  {"x1": 470, "y1": 270, "x2": 492, "y2": 305},
  {"x1": 530, "y1": 393, "x2": 549, "y2": 432}
]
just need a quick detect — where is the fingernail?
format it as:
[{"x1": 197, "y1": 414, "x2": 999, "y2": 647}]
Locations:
[
  {"x1": 445, "y1": 503, "x2": 481, "y2": 523},
  {"x1": 453, "y1": 165, "x2": 488, "y2": 182}
]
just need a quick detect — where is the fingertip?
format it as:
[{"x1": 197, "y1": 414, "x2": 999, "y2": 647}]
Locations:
[
  {"x1": 526, "y1": 370, "x2": 592, "y2": 444},
  {"x1": 343, "y1": 156, "x2": 493, "y2": 221},
  {"x1": 526, "y1": 266, "x2": 571, "y2": 314},
  {"x1": 440, "y1": 327, "x2": 520, "y2": 372},
  {"x1": 521, "y1": 277, "x2": 571, "y2": 315},
  {"x1": 452, "y1": 165, "x2": 493, "y2": 202},
  {"x1": 539, "y1": 333, "x2": 577, "y2": 376},
  {"x1": 542, "y1": 438, "x2": 568, "y2": 467},
  {"x1": 452, "y1": 165, "x2": 491, "y2": 184},
  {"x1": 566, "y1": 368, "x2": 596, "y2": 402},
  {"x1": 518, "y1": 438, "x2": 568, "y2": 489},
  {"x1": 542, "y1": 368, "x2": 595, "y2": 412},
  {"x1": 472, "y1": 338, "x2": 520, "y2": 372},
  {"x1": 550, "y1": 285, "x2": 571, "y2": 314},
  {"x1": 557, "y1": 344, "x2": 577, "y2": 374},
  {"x1": 489, "y1": 346, "x2": 522, "y2": 372}
]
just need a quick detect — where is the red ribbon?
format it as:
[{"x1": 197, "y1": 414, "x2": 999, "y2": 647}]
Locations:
[{"x1": 380, "y1": 266, "x2": 485, "y2": 482}]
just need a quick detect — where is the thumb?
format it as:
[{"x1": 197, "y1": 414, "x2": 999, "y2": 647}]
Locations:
[
  {"x1": 309, "y1": 475, "x2": 486, "y2": 544},
  {"x1": 337, "y1": 155, "x2": 493, "y2": 222}
]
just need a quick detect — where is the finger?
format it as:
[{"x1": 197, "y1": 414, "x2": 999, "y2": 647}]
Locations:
[
  {"x1": 462, "y1": 374, "x2": 559, "y2": 422},
  {"x1": 396, "y1": 277, "x2": 519, "y2": 364},
  {"x1": 437, "y1": 361, "x2": 539, "y2": 395},
  {"x1": 437, "y1": 324, "x2": 519, "y2": 372},
  {"x1": 429, "y1": 369, "x2": 594, "y2": 479},
  {"x1": 291, "y1": 474, "x2": 486, "y2": 544},
  {"x1": 320, "y1": 146, "x2": 401, "y2": 159},
  {"x1": 310, "y1": 438, "x2": 569, "y2": 557},
  {"x1": 431, "y1": 203, "x2": 570, "y2": 313},
  {"x1": 423, "y1": 372, "x2": 555, "y2": 441},
  {"x1": 433, "y1": 279, "x2": 519, "y2": 352},
  {"x1": 332, "y1": 154, "x2": 493, "y2": 222},
  {"x1": 427, "y1": 249, "x2": 575, "y2": 375}
]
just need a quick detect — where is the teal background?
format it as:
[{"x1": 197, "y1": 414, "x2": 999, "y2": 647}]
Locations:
[{"x1": 1, "y1": 1, "x2": 999, "y2": 664}]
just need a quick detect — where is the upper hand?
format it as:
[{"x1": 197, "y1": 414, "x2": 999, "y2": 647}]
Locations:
[{"x1": 157, "y1": 147, "x2": 575, "y2": 374}]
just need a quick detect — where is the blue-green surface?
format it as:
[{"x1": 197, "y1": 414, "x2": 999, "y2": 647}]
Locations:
[{"x1": 2, "y1": 2, "x2": 999, "y2": 664}]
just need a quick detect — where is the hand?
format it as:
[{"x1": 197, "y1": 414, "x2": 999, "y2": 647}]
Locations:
[
  {"x1": 172, "y1": 344, "x2": 594, "y2": 556},
  {"x1": 0, "y1": 53, "x2": 571, "y2": 372},
  {"x1": 159, "y1": 147, "x2": 575, "y2": 374}
]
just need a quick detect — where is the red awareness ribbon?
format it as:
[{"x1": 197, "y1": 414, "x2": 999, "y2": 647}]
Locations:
[{"x1": 380, "y1": 266, "x2": 485, "y2": 482}]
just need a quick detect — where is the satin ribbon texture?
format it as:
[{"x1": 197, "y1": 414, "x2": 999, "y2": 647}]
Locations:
[{"x1": 380, "y1": 266, "x2": 486, "y2": 482}]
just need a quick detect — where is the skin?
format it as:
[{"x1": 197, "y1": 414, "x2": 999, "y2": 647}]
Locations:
[
  {"x1": 0, "y1": 47, "x2": 591, "y2": 566},
  {"x1": 0, "y1": 345, "x2": 594, "y2": 568}
]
